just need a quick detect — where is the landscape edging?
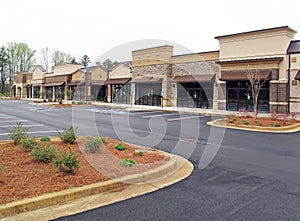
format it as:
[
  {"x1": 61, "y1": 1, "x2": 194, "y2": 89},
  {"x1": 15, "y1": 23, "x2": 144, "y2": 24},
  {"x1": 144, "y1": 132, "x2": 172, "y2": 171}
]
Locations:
[{"x1": 0, "y1": 153, "x2": 177, "y2": 218}]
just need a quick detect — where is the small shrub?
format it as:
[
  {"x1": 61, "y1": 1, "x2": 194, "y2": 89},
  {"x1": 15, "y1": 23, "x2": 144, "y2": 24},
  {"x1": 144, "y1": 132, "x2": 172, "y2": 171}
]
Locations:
[
  {"x1": 136, "y1": 150, "x2": 144, "y2": 157},
  {"x1": 58, "y1": 98, "x2": 63, "y2": 105},
  {"x1": 115, "y1": 144, "x2": 126, "y2": 151},
  {"x1": 40, "y1": 136, "x2": 51, "y2": 142},
  {"x1": 31, "y1": 143, "x2": 57, "y2": 163},
  {"x1": 228, "y1": 119, "x2": 235, "y2": 123},
  {"x1": 48, "y1": 98, "x2": 52, "y2": 102},
  {"x1": 242, "y1": 120, "x2": 250, "y2": 125},
  {"x1": 120, "y1": 158, "x2": 136, "y2": 168},
  {"x1": 57, "y1": 126, "x2": 76, "y2": 144},
  {"x1": 101, "y1": 137, "x2": 107, "y2": 144},
  {"x1": 21, "y1": 137, "x2": 37, "y2": 151},
  {"x1": 53, "y1": 147, "x2": 79, "y2": 174},
  {"x1": 85, "y1": 136, "x2": 103, "y2": 153},
  {"x1": 257, "y1": 123, "x2": 263, "y2": 126},
  {"x1": 9, "y1": 122, "x2": 28, "y2": 145},
  {"x1": 274, "y1": 124, "x2": 281, "y2": 127}
]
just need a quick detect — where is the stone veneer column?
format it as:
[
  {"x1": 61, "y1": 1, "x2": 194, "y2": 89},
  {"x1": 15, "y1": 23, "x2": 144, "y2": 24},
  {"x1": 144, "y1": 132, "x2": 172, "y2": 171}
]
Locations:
[
  {"x1": 107, "y1": 84, "x2": 111, "y2": 103},
  {"x1": 270, "y1": 81, "x2": 288, "y2": 113},
  {"x1": 217, "y1": 82, "x2": 226, "y2": 110},
  {"x1": 130, "y1": 83, "x2": 135, "y2": 106}
]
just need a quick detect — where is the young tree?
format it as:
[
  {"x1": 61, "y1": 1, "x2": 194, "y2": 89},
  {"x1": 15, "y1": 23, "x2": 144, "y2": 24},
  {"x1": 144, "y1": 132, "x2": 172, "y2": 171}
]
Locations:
[
  {"x1": 51, "y1": 49, "x2": 76, "y2": 66},
  {"x1": 101, "y1": 58, "x2": 119, "y2": 71},
  {"x1": 39, "y1": 47, "x2": 52, "y2": 73},
  {"x1": 6, "y1": 42, "x2": 36, "y2": 84},
  {"x1": 0, "y1": 46, "x2": 9, "y2": 93},
  {"x1": 246, "y1": 67, "x2": 265, "y2": 118},
  {"x1": 80, "y1": 55, "x2": 91, "y2": 68}
]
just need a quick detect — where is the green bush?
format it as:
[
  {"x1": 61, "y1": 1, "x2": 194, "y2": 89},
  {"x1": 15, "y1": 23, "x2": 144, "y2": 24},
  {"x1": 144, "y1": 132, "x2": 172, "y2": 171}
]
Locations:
[
  {"x1": 101, "y1": 137, "x2": 107, "y2": 144},
  {"x1": 9, "y1": 122, "x2": 28, "y2": 145},
  {"x1": 53, "y1": 147, "x2": 79, "y2": 174},
  {"x1": 274, "y1": 124, "x2": 281, "y2": 127},
  {"x1": 120, "y1": 158, "x2": 136, "y2": 168},
  {"x1": 136, "y1": 150, "x2": 144, "y2": 157},
  {"x1": 242, "y1": 120, "x2": 250, "y2": 125},
  {"x1": 31, "y1": 143, "x2": 57, "y2": 163},
  {"x1": 58, "y1": 98, "x2": 63, "y2": 105},
  {"x1": 57, "y1": 126, "x2": 76, "y2": 144},
  {"x1": 85, "y1": 136, "x2": 103, "y2": 153},
  {"x1": 40, "y1": 136, "x2": 51, "y2": 142},
  {"x1": 257, "y1": 123, "x2": 263, "y2": 126},
  {"x1": 115, "y1": 144, "x2": 126, "y2": 151},
  {"x1": 21, "y1": 137, "x2": 37, "y2": 152}
]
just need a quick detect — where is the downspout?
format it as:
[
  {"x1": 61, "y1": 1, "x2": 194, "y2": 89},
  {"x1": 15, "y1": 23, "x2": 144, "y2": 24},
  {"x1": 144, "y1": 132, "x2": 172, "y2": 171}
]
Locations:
[{"x1": 287, "y1": 54, "x2": 291, "y2": 113}]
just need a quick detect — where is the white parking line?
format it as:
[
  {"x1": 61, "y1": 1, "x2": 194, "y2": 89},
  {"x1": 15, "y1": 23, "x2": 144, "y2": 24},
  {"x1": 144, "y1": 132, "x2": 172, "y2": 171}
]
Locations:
[
  {"x1": 142, "y1": 113, "x2": 178, "y2": 119},
  {"x1": 0, "y1": 124, "x2": 44, "y2": 128},
  {"x1": 0, "y1": 116, "x2": 16, "y2": 119},
  {"x1": 0, "y1": 130, "x2": 63, "y2": 136},
  {"x1": 130, "y1": 111, "x2": 164, "y2": 115},
  {"x1": 0, "y1": 120, "x2": 28, "y2": 123},
  {"x1": 168, "y1": 116, "x2": 205, "y2": 121}
]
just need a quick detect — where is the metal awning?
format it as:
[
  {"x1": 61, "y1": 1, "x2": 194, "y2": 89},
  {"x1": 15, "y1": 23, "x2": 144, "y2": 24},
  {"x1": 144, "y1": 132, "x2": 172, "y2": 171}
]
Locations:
[
  {"x1": 219, "y1": 71, "x2": 271, "y2": 81},
  {"x1": 105, "y1": 78, "x2": 131, "y2": 85},
  {"x1": 295, "y1": 71, "x2": 300, "y2": 80},
  {"x1": 130, "y1": 77, "x2": 162, "y2": 84},
  {"x1": 44, "y1": 82, "x2": 65, "y2": 87},
  {"x1": 91, "y1": 81, "x2": 105, "y2": 86},
  {"x1": 68, "y1": 81, "x2": 85, "y2": 86},
  {"x1": 173, "y1": 74, "x2": 215, "y2": 83}
]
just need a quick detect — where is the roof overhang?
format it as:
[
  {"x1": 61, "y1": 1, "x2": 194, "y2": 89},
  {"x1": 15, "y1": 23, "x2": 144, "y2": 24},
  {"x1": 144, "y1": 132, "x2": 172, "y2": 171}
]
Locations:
[
  {"x1": 44, "y1": 82, "x2": 65, "y2": 87},
  {"x1": 220, "y1": 71, "x2": 271, "y2": 81},
  {"x1": 130, "y1": 77, "x2": 162, "y2": 84},
  {"x1": 216, "y1": 57, "x2": 284, "y2": 65},
  {"x1": 173, "y1": 74, "x2": 215, "y2": 83},
  {"x1": 105, "y1": 78, "x2": 131, "y2": 85}
]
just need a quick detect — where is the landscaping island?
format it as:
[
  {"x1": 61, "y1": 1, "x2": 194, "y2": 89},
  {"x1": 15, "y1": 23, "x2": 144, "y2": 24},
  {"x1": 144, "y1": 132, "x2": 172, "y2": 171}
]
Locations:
[{"x1": 0, "y1": 130, "x2": 168, "y2": 205}]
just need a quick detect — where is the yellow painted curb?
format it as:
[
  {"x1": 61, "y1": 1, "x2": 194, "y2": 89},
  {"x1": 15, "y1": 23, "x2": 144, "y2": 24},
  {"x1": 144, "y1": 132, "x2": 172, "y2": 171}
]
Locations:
[
  {"x1": 0, "y1": 153, "x2": 177, "y2": 219},
  {"x1": 207, "y1": 119, "x2": 300, "y2": 133}
]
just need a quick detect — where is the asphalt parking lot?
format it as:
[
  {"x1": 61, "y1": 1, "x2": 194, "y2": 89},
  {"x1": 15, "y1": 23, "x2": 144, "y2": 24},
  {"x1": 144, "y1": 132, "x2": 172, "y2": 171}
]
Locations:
[{"x1": 1, "y1": 100, "x2": 300, "y2": 220}]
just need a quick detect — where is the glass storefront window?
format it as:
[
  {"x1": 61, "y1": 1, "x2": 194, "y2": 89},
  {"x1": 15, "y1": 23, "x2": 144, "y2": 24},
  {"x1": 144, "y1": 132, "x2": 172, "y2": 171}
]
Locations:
[
  {"x1": 45, "y1": 87, "x2": 53, "y2": 99},
  {"x1": 54, "y1": 86, "x2": 65, "y2": 100},
  {"x1": 112, "y1": 84, "x2": 130, "y2": 104},
  {"x1": 135, "y1": 83, "x2": 162, "y2": 106},
  {"x1": 33, "y1": 86, "x2": 40, "y2": 98},
  {"x1": 177, "y1": 82, "x2": 213, "y2": 109},
  {"x1": 226, "y1": 81, "x2": 269, "y2": 112}
]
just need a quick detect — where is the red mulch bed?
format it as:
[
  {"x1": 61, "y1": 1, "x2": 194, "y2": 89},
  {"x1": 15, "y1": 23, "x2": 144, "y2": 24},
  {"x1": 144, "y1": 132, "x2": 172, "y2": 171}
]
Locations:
[
  {"x1": 221, "y1": 116, "x2": 300, "y2": 127},
  {"x1": 0, "y1": 138, "x2": 168, "y2": 205}
]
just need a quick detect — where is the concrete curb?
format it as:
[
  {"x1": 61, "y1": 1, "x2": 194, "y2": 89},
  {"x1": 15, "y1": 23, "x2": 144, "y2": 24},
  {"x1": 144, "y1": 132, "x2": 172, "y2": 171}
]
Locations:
[
  {"x1": 207, "y1": 119, "x2": 300, "y2": 133},
  {"x1": 0, "y1": 153, "x2": 177, "y2": 219}
]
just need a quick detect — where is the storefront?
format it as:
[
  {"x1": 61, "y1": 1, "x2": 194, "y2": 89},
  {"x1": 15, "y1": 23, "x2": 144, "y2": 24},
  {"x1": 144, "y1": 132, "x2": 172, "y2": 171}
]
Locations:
[
  {"x1": 91, "y1": 82, "x2": 106, "y2": 101},
  {"x1": 106, "y1": 78, "x2": 131, "y2": 104},
  {"x1": 174, "y1": 75, "x2": 214, "y2": 109},
  {"x1": 133, "y1": 77, "x2": 162, "y2": 106},
  {"x1": 33, "y1": 86, "x2": 40, "y2": 98}
]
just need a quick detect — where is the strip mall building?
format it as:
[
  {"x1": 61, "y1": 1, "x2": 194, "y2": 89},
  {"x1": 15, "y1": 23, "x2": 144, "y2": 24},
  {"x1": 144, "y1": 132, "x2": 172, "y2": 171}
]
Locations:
[{"x1": 12, "y1": 26, "x2": 300, "y2": 113}]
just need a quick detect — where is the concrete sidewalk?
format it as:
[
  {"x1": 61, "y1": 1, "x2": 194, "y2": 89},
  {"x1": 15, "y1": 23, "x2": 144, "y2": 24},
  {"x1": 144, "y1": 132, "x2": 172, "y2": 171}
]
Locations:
[{"x1": 0, "y1": 154, "x2": 193, "y2": 221}]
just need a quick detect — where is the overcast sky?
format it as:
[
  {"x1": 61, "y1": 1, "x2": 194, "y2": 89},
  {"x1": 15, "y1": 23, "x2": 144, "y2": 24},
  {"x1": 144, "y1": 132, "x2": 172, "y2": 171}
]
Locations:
[{"x1": 1, "y1": 0, "x2": 299, "y2": 63}]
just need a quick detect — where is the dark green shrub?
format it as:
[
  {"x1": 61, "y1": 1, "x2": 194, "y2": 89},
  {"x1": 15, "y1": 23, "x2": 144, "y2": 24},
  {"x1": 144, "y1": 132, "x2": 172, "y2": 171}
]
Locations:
[
  {"x1": 257, "y1": 123, "x2": 263, "y2": 126},
  {"x1": 40, "y1": 136, "x2": 51, "y2": 142},
  {"x1": 53, "y1": 147, "x2": 79, "y2": 174},
  {"x1": 21, "y1": 137, "x2": 37, "y2": 151},
  {"x1": 31, "y1": 143, "x2": 57, "y2": 163},
  {"x1": 9, "y1": 122, "x2": 28, "y2": 145},
  {"x1": 115, "y1": 144, "x2": 126, "y2": 151},
  {"x1": 136, "y1": 150, "x2": 144, "y2": 157},
  {"x1": 85, "y1": 136, "x2": 103, "y2": 153},
  {"x1": 120, "y1": 158, "x2": 136, "y2": 167},
  {"x1": 242, "y1": 120, "x2": 250, "y2": 125},
  {"x1": 57, "y1": 126, "x2": 76, "y2": 144},
  {"x1": 101, "y1": 137, "x2": 107, "y2": 144},
  {"x1": 58, "y1": 98, "x2": 63, "y2": 105},
  {"x1": 274, "y1": 124, "x2": 281, "y2": 127}
]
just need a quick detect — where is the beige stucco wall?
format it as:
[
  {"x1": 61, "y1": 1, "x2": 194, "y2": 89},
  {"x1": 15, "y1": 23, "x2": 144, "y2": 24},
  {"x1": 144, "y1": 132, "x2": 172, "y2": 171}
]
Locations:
[
  {"x1": 216, "y1": 27, "x2": 296, "y2": 60},
  {"x1": 132, "y1": 46, "x2": 173, "y2": 67},
  {"x1": 171, "y1": 51, "x2": 219, "y2": 63},
  {"x1": 32, "y1": 66, "x2": 45, "y2": 81},
  {"x1": 52, "y1": 64, "x2": 81, "y2": 76},
  {"x1": 109, "y1": 65, "x2": 132, "y2": 79},
  {"x1": 72, "y1": 70, "x2": 85, "y2": 81},
  {"x1": 91, "y1": 67, "x2": 107, "y2": 81}
]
